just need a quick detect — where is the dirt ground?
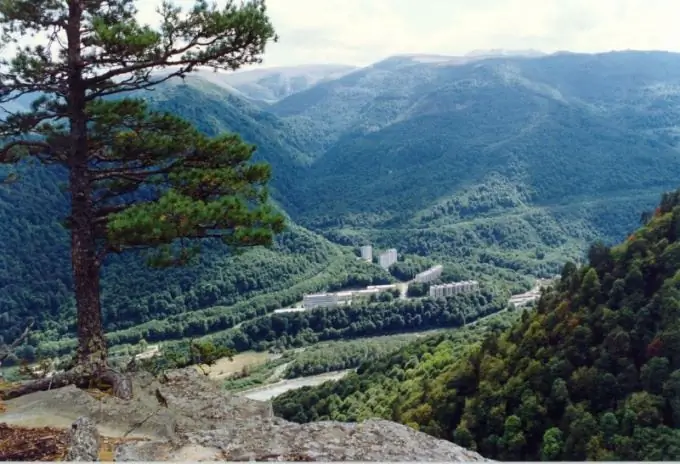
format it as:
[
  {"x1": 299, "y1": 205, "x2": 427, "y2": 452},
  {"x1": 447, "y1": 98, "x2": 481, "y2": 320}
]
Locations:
[
  {"x1": 0, "y1": 423, "x2": 147, "y2": 461},
  {"x1": 208, "y1": 351, "x2": 272, "y2": 379}
]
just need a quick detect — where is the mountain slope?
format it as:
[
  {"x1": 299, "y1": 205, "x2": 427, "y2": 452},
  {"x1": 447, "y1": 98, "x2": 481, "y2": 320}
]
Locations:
[
  {"x1": 273, "y1": 188, "x2": 680, "y2": 461},
  {"x1": 7, "y1": 51, "x2": 680, "y2": 359},
  {"x1": 281, "y1": 51, "x2": 680, "y2": 221},
  {"x1": 0, "y1": 79, "x2": 387, "y2": 353},
  {"x1": 267, "y1": 51, "x2": 680, "y2": 282},
  {"x1": 207, "y1": 64, "x2": 357, "y2": 104}
]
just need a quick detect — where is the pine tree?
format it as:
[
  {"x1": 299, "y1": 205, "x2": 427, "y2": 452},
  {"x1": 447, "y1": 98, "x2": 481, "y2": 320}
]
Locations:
[{"x1": 0, "y1": 0, "x2": 283, "y2": 398}]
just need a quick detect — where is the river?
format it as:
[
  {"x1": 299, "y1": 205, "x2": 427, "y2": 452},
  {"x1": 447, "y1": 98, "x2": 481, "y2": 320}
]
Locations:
[{"x1": 238, "y1": 369, "x2": 352, "y2": 402}]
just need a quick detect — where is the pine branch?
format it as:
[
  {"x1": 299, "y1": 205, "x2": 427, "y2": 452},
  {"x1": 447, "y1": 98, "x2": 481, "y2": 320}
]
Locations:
[
  {"x1": 0, "y1": 139, "x2": 53, "y2": 163},
  {"x1": 0, "y1": 0, "x2": 285, "y2": 384}
]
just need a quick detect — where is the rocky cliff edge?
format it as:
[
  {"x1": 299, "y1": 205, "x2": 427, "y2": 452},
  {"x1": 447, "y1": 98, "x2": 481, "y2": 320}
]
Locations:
[{"x1": 1, "y1": 367, "x2": 489, "y2": 461}]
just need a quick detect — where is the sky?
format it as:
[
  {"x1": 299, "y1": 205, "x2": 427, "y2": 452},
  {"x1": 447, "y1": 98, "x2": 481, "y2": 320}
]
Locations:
[
  {"x1": 6, "y1": 0, "x2": 680, "y2": 68},
  {"x1": 250, "y1": 0, "x2": 680, "y2": 67}
]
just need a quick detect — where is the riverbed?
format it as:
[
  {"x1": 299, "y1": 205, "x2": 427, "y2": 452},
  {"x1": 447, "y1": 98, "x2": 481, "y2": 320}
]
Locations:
[{"x1": 238, "y1": 369, "x2": 352, "y2": 401}]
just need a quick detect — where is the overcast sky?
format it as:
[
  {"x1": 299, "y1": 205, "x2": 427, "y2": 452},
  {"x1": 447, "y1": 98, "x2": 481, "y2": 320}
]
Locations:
[
  {"x1": 8, "y1": 0, "x2": 680, "y2": 68},
  {"x1": 252, "y1": 0, "x2": 678, "y2": 66}
]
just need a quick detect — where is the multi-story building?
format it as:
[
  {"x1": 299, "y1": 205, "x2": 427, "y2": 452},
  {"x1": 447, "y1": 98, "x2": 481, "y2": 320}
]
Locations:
[
  {"x1": 360, "y1": 245, "x2": 373, "y2": 262},
  {"x1": 414, "y1": 265, "x2": 443, "y2": 283},
  {"x1": 429, "y1": 280, "x2": 479, "y2": 298},
  {"x1": 378, "y1": 248, "x2": 398, "y2": 270}
]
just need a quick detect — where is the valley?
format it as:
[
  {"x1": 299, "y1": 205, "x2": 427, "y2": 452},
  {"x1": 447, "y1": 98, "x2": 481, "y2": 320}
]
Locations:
[
  {"x1": 4, "y1": 44, "x2": 680, "y2": 461},
  {"x1": 272, "y1": 189, "x2": 680, "y2": 460},
  {"x1": 6, "y1": 51, "x2": 680, "y2": 356}
]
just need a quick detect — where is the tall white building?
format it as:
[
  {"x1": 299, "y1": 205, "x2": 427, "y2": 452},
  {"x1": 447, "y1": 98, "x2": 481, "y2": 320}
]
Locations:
[
  {"x1": 378, "y1": 248, "x2": 398, "y2": 270},
  {"x1": 360, "y1": 245, "x2": 373, "y2": 262},
  {"x1": 415, "y1": 265, "x2": 443, "y2": 283},
  {"x1": 429, "y1": 280, "x2": 479, "y2": 298}
]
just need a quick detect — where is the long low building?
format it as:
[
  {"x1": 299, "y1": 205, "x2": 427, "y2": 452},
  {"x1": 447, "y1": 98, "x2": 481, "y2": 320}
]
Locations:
[
  {"x1": 302, "y1": 285, "x2": 401, "y2": 309},
  {"x1": 302, "y1": 291, "x2": 353, "y2": 309},
  {"x1": 366, "y1": 284, "x2": 399, "y2": 291},
  {"x1": 302, "y1": 292, "x2": 339, "y2": 309},
  {"x1": 414, "y1": 265, "x2": 443, "y2": 283},
  {"x1": 429, "y1": 280, "x2": 479, "y2": 298}
]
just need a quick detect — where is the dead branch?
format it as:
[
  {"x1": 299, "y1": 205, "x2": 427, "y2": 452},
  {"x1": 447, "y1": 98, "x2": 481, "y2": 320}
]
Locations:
[
  {"x1": 0, "y1": 364, "x2": 132, "y2": 401},
  {"x1": 0, "y1": 319, "x2": 35, "y2": 364}
]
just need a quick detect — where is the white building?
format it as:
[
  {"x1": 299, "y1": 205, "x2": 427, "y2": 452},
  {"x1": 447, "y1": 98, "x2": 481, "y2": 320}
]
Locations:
[
  {"x1": 302, "y1": 291, "x2": 354, "y2": 309},
  {"x1": 378, "y1": 248, "x2": 398, "y2": 270},
  {"x1": 415, "y1": 265, "x2": 443, "y2": 283},
  {"x1": 360, "y1": 245, "x2": 373, "y2": 262},
  {"x1": 366, "y1": 284, "x2": 399, "y2": 291},
  {"x1": 273, "y1": 307, "x2": 307, "y2": 314},
  {"x1": 350, "y1": 288, "x2": 382, "y2": 299},
  {"x1": 303, "y1": 292, "x2": 339, "y2": 309},
  {"x1": 336, "y1": 291, "x2": 353, "y2": 305},
  {"x1": 429, "y1": 280, "x2": 479, "y2": 298}
]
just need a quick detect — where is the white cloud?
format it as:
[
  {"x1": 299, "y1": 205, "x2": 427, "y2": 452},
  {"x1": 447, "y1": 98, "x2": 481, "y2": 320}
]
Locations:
[
  {"x1": 263, "y1": 0, "x2": 680, "y2": 66},
  {"x1": 6, "y1": 0, "x2": 680, "y2": 67}
]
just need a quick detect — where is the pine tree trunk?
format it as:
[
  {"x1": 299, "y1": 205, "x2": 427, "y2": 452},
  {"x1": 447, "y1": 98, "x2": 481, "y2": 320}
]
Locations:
[
  {"x1": 0, "y1": 0, "x2": 135, "y2": 402},
  {"x1": 68, "y1": 81, "x2": 107, "y2": 366},
  {"x1": 70, "y1": 183, "x2": 107, "y2": 366},
  {"x1": 65, "y1": 0, "x2": 107, "y2": 367}
]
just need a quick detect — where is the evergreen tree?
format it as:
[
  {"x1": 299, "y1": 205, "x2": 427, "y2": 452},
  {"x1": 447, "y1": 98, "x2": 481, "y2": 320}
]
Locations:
[{"x1": 0, "y1": 0, "x2": 283, "y2": 398}]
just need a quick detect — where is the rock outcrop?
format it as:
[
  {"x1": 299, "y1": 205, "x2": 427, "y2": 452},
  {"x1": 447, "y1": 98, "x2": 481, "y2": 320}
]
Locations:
[
  {"x1": 65, "y1": 417, "x2": 100, "y2": 461},
  {"x1": 2, "y1": 368, "x2": 489, "y2": 461}
]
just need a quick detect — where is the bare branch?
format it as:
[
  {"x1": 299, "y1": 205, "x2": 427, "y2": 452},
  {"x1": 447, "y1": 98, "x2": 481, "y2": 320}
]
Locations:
[{"x1": 0, "y1": 319, "x2": 35, "y2": 364}]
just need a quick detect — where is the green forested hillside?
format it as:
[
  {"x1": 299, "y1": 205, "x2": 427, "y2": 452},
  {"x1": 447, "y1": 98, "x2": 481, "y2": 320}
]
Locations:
[
  {"x1": 273, "y1": 188, "x2": 680, "y2": 460},
  {"x1": 0, "y1": 160, "x2": 392, "y2": 356},
  {"x1": 271, "y1": 51, "x2": 680, "y2": 282},
  {"x1": 5, "y1": 51, "x2": 680, "y2": 358},
  {"x1": 190, "y1": 65, "x2": 357, "y2": 104},
  {"x1": 0, "y1": 78, "x2": 377, "y2": 353}
]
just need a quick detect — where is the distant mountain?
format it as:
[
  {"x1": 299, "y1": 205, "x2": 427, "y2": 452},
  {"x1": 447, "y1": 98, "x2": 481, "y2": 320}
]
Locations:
[
  {"x1": 260, "y1": 51, "x2": 680, "y2": 284},
  {"x1": 465, "y1": 48, "x2": 547, "y2": 58},
  {"x1": 188, "y1": 64, "x2": 357, "y2": 104}
]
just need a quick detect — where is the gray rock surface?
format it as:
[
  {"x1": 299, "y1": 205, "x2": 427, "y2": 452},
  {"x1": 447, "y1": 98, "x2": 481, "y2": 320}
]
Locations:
[
  {"x1": 4, "y1": 367, "x2": 489, "y2": 461},
  {"x1": 65, "y1": 416, "x2": 100, "y2": 461}
]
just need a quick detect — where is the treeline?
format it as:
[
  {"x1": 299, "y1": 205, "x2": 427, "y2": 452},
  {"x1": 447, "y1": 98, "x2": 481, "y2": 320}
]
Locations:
[
  {"x1": 282, "y1": 333, "x2": 430, "y2": 379},
  {"x1": 219, "y1": 333, "x2": 431, "y2": 393},
  {"x1": 204, "y1": 291, "x2": 505, "y2": 354},
  {"x1": 6, "y1": 254, "x2": 393, "y2": 364},
  {"x1": 272, "y1": 310, "x2": 521, "y2": 421},
  {"x1": 133, "y1": 291, "x2": 505, "y2": 382},
  {"x1": 387, "y1": 255, "x2": 436, "y2": 281}
]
